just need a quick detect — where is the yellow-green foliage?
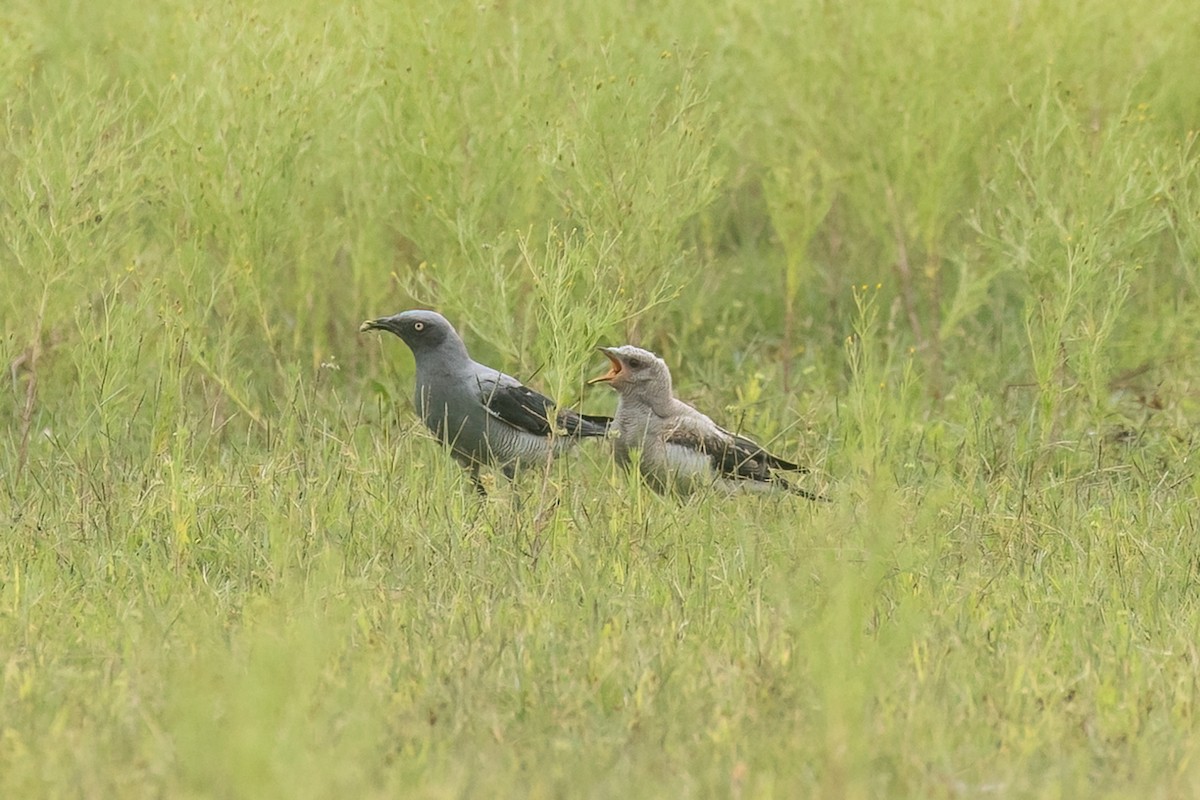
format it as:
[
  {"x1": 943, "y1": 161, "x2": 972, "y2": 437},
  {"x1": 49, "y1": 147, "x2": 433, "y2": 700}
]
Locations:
[{"x1": 3, "y1": 0, "x2": 1200, "y2": 796}]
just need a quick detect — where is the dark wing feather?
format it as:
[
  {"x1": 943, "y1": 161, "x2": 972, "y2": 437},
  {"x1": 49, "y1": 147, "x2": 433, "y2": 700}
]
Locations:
[
  {"x1": 664, "y1": 428, "x2": 772, "y2": 483},
  {"x1": 665, "y1": 421, "x2": 829, "y2": 501},
  {"x1": 478, "y1": 379, "x2": 557, "y2": 436},
  {"x1": 667, "y1": 421, "x2": 810, "y2": 477},
  {"x1": 478, "y1": 377, "x2": 611, "y2": 438},
  {"x1": 668, "y1": 427, "x2": 829, "y2": 500},
  {"x1": 728, "y1": 433, "x2": 806, "y2": 473}
]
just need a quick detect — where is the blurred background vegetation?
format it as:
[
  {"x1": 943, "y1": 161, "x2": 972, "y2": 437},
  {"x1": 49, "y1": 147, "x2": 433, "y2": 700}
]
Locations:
[{"x1": 4, "y1": 0, "x2": 1197, "y2": 442}]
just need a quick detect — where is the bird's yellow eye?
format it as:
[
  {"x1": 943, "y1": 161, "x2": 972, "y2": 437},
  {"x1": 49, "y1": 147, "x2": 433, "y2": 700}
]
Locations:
[{"x1": 413, "y1": 321, "x2": 425, "y2": 332}]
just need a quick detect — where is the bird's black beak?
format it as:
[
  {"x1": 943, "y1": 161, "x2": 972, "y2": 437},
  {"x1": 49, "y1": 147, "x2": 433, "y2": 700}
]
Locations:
[
  {"x1": 359, "y1": 317, "x2": 389, "y2": 334},
  {"x1": 587, "y1": 347, "x2": 623, "y2": 385}
]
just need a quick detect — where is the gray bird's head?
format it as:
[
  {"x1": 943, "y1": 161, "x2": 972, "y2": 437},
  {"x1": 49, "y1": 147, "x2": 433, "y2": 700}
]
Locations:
[
  {"x1": 588, "y1": 345, "x2": 673, "y2": 405},
  {"x1": 359, "y1": 309, "x2": 470, "y2": 363}
]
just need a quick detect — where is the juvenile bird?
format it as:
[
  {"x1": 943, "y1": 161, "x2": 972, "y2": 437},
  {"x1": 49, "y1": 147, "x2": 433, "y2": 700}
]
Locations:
[
  {"x1": 589, "y1": 345, "x2": 825, "y2": 500},
  {"x1": 361, "y1": 310, "x2": 611, "y2": 493}
]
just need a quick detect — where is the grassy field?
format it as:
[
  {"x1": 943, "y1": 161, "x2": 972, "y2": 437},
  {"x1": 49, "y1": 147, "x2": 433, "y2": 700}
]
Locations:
[{"x1": 3, "y1": 0, "x2": 1200, "y2": 796}]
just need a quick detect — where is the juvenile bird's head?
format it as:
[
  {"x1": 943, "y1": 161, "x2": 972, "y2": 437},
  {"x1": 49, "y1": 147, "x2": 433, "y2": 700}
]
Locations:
[
  {"x1": 588, "y1": 345, "x2": 673, "y2": 407},
  {"x1": 359, "y1": 309, "x2": 469, "y2": 363}
]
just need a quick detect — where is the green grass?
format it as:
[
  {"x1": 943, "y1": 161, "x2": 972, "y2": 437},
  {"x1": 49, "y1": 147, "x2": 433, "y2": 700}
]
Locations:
[{"x1": 3, "y1": 0, "x2": 1200, "y2": 796}]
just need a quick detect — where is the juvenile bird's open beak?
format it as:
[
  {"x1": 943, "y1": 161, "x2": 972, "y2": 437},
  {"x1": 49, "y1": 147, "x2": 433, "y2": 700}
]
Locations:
[{"x1": 587, "y1": 347, "x2": 623, "y2": 385}]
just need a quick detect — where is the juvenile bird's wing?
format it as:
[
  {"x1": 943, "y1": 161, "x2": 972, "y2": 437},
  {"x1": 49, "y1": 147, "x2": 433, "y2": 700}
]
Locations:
[
  {"x1": 474, "y1": 372, "x2": 610, "y2": 438},
  {"x1": 664, "y1": 413, "x2": 806, "y2": 484}
]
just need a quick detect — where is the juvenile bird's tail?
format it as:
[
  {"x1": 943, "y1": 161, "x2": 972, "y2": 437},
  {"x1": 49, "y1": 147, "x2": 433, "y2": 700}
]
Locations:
[
  {"x1": 558, "y1": 410, "x2": 614, "y2": 438},
  {"x1": 786, "y1": 482, "x2": 831, "y2": 503}
]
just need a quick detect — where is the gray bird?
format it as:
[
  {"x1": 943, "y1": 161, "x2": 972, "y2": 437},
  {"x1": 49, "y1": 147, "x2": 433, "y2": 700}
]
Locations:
[
  {"x1": 589, "y1": 345, "x2": 826, "y2": 500},
  {"x1": 360, "y1": 310, "x2": 611, "y2": 493}
]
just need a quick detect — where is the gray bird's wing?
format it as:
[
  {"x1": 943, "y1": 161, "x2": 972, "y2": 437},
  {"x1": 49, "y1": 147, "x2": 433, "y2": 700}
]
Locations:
[
  {"x1": 474, "y1": 373, "x2": 558, "y2": 436},
  {"x1": 473, "y1": 372, "x2": 610, "y2": 438}
]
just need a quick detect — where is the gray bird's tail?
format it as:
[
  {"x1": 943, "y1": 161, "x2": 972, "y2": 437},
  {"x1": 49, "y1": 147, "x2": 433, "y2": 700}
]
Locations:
[{"x1": 558, "y1": 411, "x2": 613, "y2": 438}]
